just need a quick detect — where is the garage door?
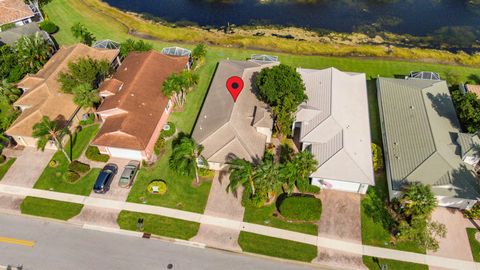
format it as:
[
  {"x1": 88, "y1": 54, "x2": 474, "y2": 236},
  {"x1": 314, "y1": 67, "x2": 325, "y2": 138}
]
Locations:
[
  {"x1": 107, "y1": 147, "x2": 142, "y2": 160},
  {"x1": 311, "y1": 178, "x2": 361, "y2": 193}
]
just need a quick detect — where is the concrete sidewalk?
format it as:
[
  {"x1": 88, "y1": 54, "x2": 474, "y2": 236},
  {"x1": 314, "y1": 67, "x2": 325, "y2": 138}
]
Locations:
[{"x1": 0, "y1": 183, "x2": 478, "y2": 270}]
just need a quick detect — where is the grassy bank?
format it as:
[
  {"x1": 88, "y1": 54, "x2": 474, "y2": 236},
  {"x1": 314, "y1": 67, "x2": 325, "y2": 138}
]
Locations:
[
  {"x1": 20, "y1": 197, "x2": 83, "y2": 220},
  {"x1": 363, "y1": 256, "x2": 428, "y2": 270},
  {"x1": 467, "y1": 228, "x2": 480, "y2": 262},
  {"x1": 238, "y1": 232, "x2": 317, "y2": 262},
  {"x1": 0, "y1": 158, "x2": 15, "y2": 181},
  {"x1": 117, "y1": 210, "x2": 199, "y2": 240},
  {"x1": 48, "y1": 0, "x2": 480, "y2": 67}
]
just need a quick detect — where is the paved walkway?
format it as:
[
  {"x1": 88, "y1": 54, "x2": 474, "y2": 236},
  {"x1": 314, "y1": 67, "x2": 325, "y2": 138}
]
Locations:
[
  {"x1": 1, "y1": 147, "x2": 54, "y2": 188},
  {"x1": 191, "y1": 172, "x2": 244, "y2": 251},
  {"x1": 0, "y1": 183, "x2": 478, "y2": 270},
  {"x1": 314, "y1": 190, "x2": 366, "y2": 270}
]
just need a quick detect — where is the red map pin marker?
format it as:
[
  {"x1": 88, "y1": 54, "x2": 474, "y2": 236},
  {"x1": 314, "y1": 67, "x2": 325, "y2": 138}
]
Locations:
[{"x1": 226, "y1": 76, "x2": 244, "y2": 103}]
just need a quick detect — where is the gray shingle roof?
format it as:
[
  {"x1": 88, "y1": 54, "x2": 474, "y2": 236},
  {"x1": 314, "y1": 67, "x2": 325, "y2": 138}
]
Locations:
[
  {"x1": 377, "y1": 77, "x2": 480, "y2": 200},
  {"x1": 191, "y1": 60, "x2": 275, "y2": 164},
  {"x1": 296, "y1": 67, "x2": 374, "y2": 185}
]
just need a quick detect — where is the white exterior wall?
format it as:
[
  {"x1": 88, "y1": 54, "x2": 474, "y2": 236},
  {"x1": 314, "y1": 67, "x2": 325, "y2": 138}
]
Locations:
[
  {"x1": 311, "y1": 178, "x2": 368, "y2": 194},
  {"x1": 463, "y1": 155, "x2": 480, "y2": 166},
  {"x1": 207, "y1": 161, "x2": 227, "y2": 171},
  {"x1": 256, "y1": 127, "x2": 272, "y2": 143},
  {"x1": 436, "y1": 196, "x2": 477, "y2": 210},
  {"x1": 15, "y1": 135, "x2": 57, "y2": 150}
]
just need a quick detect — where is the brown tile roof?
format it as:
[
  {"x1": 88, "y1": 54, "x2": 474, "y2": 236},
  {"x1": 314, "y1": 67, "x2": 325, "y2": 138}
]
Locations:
[
  {"x1": 99, "y1": 78, "x2": 123, "y2": 95},
  {"x1": 466, "y1": 84, "x2": 480, "y2": 98},
  {"x1": 0, "y1": 0, "x2": 34, "y2": 25},
  {"x1": 92, "y1": 51, "x2": 189, "y2": 150},
  {"x1": 6, "y1": 43, "x2": 119, "y2": 137}
]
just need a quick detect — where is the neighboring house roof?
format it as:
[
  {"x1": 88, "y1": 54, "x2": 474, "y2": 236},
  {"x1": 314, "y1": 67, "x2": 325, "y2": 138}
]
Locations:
[
  {"x1": 295, "y1": 67, "x2": 374, "y2": 185},
  {"x1": 0, "y1": 0, "x2": 34, "y2": 26},
  {"x1": 0, "y1": 23, "x2": 49, "y2": 46},
  {"x1": 6, "y1": 43, "x2": 119, "y2": 137},
  {"x1": 377, "y1": 77, "x2": 480, "y2": 200},
  {"x1": 92, "y1": 51, "x2": 189, "y2": 150},
  {"x1": 457, "y1": 133, "x2": 480, "y2": 160},
  {"x1": 191, "y1": 60, "x2": 275, "y2": 164},
  {"x1": 466, "y1": 84, "x2": 480, "y2": 98}
]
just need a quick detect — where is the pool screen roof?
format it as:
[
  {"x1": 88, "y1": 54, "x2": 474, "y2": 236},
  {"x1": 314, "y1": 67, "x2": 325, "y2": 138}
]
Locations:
[{"x1": 161, "y1": 46, "x2": 191, "y2": 57}]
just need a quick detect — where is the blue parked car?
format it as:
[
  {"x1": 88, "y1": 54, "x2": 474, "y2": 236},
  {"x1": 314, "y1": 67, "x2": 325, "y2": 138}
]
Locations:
[{"x1": 93, "y1": 163, "x2": 118, "y2": 194}]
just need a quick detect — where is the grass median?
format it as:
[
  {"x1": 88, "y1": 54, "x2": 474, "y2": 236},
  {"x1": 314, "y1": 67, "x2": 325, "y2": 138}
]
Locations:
[
  {"x1": 467, "y1": 228, "x2": 480, "y2": 262},
  {"x1": 0, "y1": 158, "x2": 15, "y2": 181},
  {"x1": 238, "y1": 232, "x2": 317, "y2": 262},
  {"x1": 117, "y1": 210, "x2": 199, "y2": 240},
  {"x1": 20, "y1": 196, "x2": 83, "y2": 220}
]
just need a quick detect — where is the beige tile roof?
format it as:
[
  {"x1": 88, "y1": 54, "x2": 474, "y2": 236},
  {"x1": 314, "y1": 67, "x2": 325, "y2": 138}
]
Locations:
[
  {"x1": 92, "y1": 51, "x2": 189, "y2": 150},
  {"x1": 0, "y1": 0, "x2": 34, "y2": 25},
  {"x1": 6, "y1": 43, "x2": 119, "y2": 137}
]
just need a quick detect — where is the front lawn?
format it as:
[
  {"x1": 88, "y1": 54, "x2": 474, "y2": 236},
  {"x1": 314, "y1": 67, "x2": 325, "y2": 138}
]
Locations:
[
  {"x1": 0, "y1": 158, "x2": 15, "y2": 181},
  {"x1": 363, "y1": 256, "x2": 428, "y2": 270},
  {"x1": 20, "y1": 196, "x2": 83, "y2": 220},
  {"x1": 243, "y1": 203, "x2": 318, "y2": 236},
  {"x1": 467, "y1": 228, "x2": 480, "y2": 262},
  {"x1": 238, "y1": 232, "x2": 317, "y2": 262},
  {"x1": 34, "y1": 125, "x2": 100, "y2": 195},
  {"x1": 127, "y1": 140, "x2": 212, "y2": 213},
  {"x1": 117, "y1": 210, "x2": 199, "y2": 240}
]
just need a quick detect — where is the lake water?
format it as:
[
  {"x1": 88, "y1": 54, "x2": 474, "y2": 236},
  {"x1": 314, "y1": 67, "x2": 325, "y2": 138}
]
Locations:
[{"x1": 104, "y1": 0, "x2": 480, "y2": 37}]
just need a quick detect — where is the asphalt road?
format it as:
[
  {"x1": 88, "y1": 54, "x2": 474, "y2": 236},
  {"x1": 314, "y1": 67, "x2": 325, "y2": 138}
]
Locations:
[{"x1": 0, "y1": 214, "x2": 321, "y2": 270}]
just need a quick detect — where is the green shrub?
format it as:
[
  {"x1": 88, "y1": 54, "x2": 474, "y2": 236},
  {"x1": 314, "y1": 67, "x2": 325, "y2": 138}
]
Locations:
[
  {"x1": 160, "y1": 122, "x2": 176, "y2": 138},
  {"x1": 85, "y1": 146, "x2": 110, "y2": 162},
  {"x1": 372, "y1": 143, "x2": 384, "y2": 171},
  {"x1": 39, "y1": 20, "x2": 59, "y2": 34},
  {"x1": 297, "y1": 182, "x2": 321, "y2": 194},
  {"x1": 0, "y1": 155, "x2": 6, "y2": 164},
  {"x1": 465, "y1": 203, "x2": 480, "y2": 219},
  {"x1": 64, "y1": 170, "x2": 80, "y2": 183},
  {"x1": 68, "y1": 160, "x2": 90, "y2": 174},
  {"x1": 279, "y1": 196, "x2": 322, "y2": 221},
  {"x1": 0, "y1": 23, "x2": 15, "y2": 31},
  {"x1": 147, "y1": 180, "x2": 167, "y2": 195},
  {"x1": 154, "y1": 136, "x2": 165, "y2": 155},
  {"x1": 79, "y1": 113, "x2": 95, "y2": 126}
]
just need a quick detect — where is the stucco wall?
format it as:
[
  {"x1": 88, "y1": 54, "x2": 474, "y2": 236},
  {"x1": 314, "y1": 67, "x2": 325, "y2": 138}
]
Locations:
[{"x1": 144, "y1": 99, "x2": 173, "y2": 161}]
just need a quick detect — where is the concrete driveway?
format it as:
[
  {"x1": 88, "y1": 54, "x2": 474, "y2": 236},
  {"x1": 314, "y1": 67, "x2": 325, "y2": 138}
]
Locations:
[
  {"x1": 1, "y1": 147, "x2": 55, "y2": 188},
  {"x1": 313, "y1": 190, "x2": 366, "y2": 269},
  {"x1": 191, "y1": 171, "x2": 245, "y2": 251},
  {"x1": 88, "y1": 158, "x2": 134, "y2": 202},
  {"x1": 428, "y1": 207, "x2": 474, "y2": 270}
]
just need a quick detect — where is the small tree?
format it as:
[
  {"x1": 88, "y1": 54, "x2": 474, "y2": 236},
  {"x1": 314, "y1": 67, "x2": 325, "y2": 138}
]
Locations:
[
  {"x1": 169, "y1": 135, "x2": 207, "y2": 184},
  {"x1": 451, "y1": 90, "x2": 480, "y2": 132},
  {"x1": 58, "y1": 57, "x2": 110, "y2": 93},
  {"x1": 161, "y1": 71, "x2": 199, "y2": 108},
  {"x1": 255, "y1": 64, "x2": 307, "y2": 136},
  {"x1": 192, "y1": 43, "x2": 207, "y2": 62},
  {"x1": 15, "y1": 32, "x2": 53, "y2": 74},
  {"x1": 119, "y1": 39, "x2": 153, "y2": 57},
  {"x1": 291, "y1": 150, "x2": 317, "y2": 186},
  {"x1": 71, "y1": 23, "x2": 96, "y2": 46},
  {"x1": 0, "y1": 79, "x2": 22, "y2": 103},
  {"x1": 397, "y1": 216, "x2": 447, "y2": 251},
  {"x1": 72, "y1": 83, "x2": 101, "y2": 108},
  {"x1": 32, "y1": 116, "x2": 71, "y2": 162}
]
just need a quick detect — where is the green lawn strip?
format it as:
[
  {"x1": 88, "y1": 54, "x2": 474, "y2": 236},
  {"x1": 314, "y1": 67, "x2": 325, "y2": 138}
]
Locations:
[
  {"x1": 20, "y1": 196, "x2": 83, "y2": 220},
  {"x1": 127, "y1": 139, "x2": 211, "y2": 213},
  {"x1": 0, "y1": 158, "x2": 15, "y2": 181},
  {"x1": 243, "y1": 203, "x2": 318, "y2": 235},
  {"x1": 363, "y1": 256, "x2": 428, "y2": 270},
  {"x1": 467, "y1": 228, "x2": 480, "y2": 262},
  {"x1": 117, "y1": 210, "x2": 199, "y2": 240},
  {"x1": 238, "y1": 231, "x2": 317, "y2": 262},
  {"x1": 34, "y1": 125, "x2": 101, "y2": 195}
]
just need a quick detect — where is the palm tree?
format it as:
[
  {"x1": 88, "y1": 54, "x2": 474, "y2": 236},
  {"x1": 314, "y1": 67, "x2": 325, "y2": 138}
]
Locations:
[
  {"x1": 0, "y1": 79, "x2": 22, "y2": 103},
  {"x1": 169, "y1": 136, "x2": 207, "y2": 184},
  {"x1": 15, "y1": 32, "x2": 52, "y2": 73},
  {"x1": 227, "y1": 158, "x2": 256, "y2": 195},
  {"x1": 255, "y1": 158, "x2": 281, "y2": 200},
  {"x1": 72, "y1": 83, "x2": 100, "y2": 108},
  {"x1": 292, "y1": 150, "x2": 317, "y2": 182},
  {"x1": 71, "y1": 23, "x2": 96, "y2": 46},
  {"x1": 32, "y1": 116, "x2": 71, "y2": 162},
  {"x1": 162, "y1": 74, "x2": 183, "y2": 107},
  {"x1": 192, "y1": 43, "x2": 207, "y2": 61},
  {"x1": 279, "y1": 161, "x2": 297, "y2": 194},
  {"x1": 400, "y1": 183, "x2": 437, "y2": 218}
]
